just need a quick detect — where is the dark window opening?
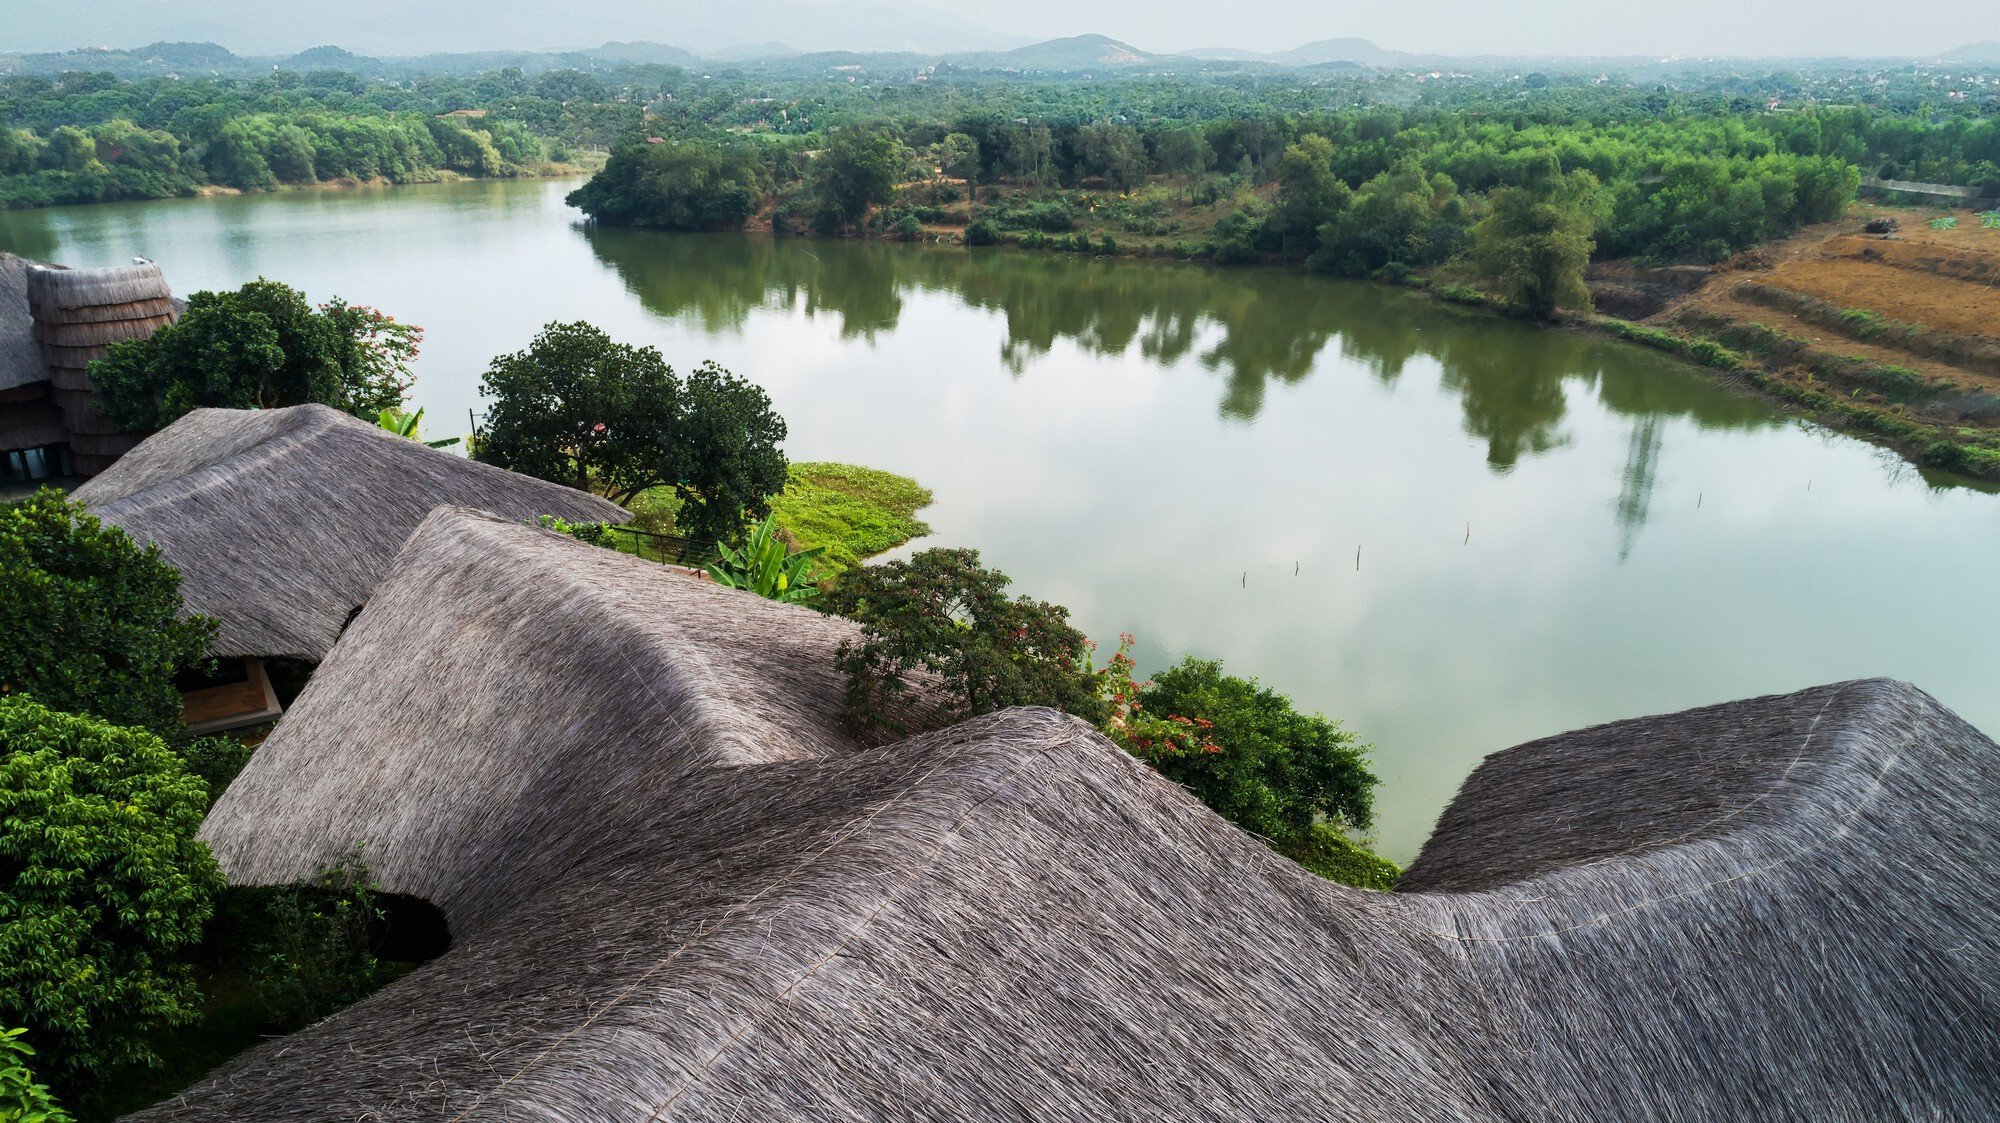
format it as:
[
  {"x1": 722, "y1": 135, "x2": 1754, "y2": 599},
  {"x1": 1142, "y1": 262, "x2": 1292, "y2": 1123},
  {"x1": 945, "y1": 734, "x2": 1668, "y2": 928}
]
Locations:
[{"x1": 372, "y1": 893, "x2": 452, "y2": 963}]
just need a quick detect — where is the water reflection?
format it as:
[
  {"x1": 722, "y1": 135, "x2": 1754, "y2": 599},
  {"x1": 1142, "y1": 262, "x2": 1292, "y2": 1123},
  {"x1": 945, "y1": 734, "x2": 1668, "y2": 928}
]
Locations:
[{"x1": 583, "y1": 226, "x2": 1783, "y2": 509}]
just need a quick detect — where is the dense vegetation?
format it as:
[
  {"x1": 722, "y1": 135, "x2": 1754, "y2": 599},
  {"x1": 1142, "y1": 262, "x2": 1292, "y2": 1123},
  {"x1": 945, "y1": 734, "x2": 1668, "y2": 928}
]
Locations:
[
  {"x1": 0, "y1": 493, "x2": 406, "y2": 1117},
  {"x1": 94, "y1": 280, "x2": 420, "y2": 431}
]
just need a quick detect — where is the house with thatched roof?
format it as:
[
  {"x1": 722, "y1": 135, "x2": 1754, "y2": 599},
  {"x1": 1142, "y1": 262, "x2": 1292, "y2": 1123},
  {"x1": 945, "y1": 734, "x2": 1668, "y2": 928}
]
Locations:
[
  {"x1": 0, "y1": 252, "x2": 179, "y2": 483},
  {"x1": 71, "y1": 406, "x2": 626, "y2": 732},
  {"x1": 143, "y1": 505, "x2": 2000, "y2": 1122}
]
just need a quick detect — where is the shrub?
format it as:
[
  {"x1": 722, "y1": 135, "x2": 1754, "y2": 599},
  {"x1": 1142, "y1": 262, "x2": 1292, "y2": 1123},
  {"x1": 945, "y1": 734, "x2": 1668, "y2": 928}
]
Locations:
[
  {"x1": 0, "y1": 1028, "x2": 70, "y2": 1123},
  {"x1": 1123, "y1": 657, "x2": 1377, "y2": 844},
  {"x1": 820, "y1": 548, "x2": 1106, "y2": 734},
  {"x1": 213, "y1": 854, "x2": 385, "y2": 1033},
  {"x1": 964, "y1": 217, "x2": 999, "y2": 246},
  {"x1": 0, "y1": 696, "x2": 221, "y2": 1088},
  {"x1": 0, "y1": 489, "x2": 215, "y2": 734},
  {"x1": 706, "y1": 515, "x2": 823, "y2": 604},
  {"x1": 888, "y1": 214, "x2": 923, "y2": 241},
  {"x1": 1931, "y1": 215, "x2": 1959, "y2": 231},
  {"x1": 535, "y1": 513, "x2": 611, "y2": 546}
]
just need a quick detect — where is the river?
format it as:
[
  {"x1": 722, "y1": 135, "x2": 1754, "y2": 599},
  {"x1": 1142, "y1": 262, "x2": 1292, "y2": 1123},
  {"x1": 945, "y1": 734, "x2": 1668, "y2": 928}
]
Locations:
[{"x1": 5, "y1": 177, "x2": 1995, "y2": 863}]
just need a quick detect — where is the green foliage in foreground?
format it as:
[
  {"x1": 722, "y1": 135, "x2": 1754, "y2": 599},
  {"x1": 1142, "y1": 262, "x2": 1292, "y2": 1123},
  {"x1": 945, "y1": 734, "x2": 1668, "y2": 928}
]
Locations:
[
  {"x1": 770, "y1": 462, "x2": 934, "y2": 574},
  {"x1": 707, "y1": 516, "x2": 823, "y2": 604},
  {"x1": 0, "y1": 1028, "x2": 71, "y2": 1123},
  {"x1": 92, "y1": 281, "x2": 419, "y2": 432},
  {"x1": 820, "y1": 548, "x2": 1107, "y2": 734},
  {"x1": 210, "y1": 856, "x2": 386, "y2": 1034},
  {"x1": 0, "y1": 697, "x2": 222, "y2": 1090},
  {"x1": 0, "y1": 490, "x2": 215, "y2": 734}
]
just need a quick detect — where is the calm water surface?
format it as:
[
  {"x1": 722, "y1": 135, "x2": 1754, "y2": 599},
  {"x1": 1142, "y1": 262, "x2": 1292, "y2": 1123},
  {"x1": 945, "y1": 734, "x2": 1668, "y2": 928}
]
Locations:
[{"x1": 6, "y1": 178, "x2": 1995, "y2": 862}]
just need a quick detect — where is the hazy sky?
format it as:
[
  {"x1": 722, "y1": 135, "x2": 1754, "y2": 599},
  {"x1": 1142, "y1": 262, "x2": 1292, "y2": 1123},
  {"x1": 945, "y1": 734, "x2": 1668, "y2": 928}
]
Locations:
[{"x1": 12, "y1": 0, "x2": 1998, "y2": 58}]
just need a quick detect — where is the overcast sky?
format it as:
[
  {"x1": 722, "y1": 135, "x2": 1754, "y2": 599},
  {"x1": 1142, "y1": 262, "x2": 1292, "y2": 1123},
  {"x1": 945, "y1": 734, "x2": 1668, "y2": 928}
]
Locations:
[{"x1": 12, "y1": 0, "x2": 1998, "y2": 58}]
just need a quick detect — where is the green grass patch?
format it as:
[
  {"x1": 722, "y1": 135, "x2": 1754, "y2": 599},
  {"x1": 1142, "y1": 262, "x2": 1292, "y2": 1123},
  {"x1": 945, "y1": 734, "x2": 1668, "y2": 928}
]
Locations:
[{"x1": 769, "y1": 463, "x2": 933, "y2": 575}]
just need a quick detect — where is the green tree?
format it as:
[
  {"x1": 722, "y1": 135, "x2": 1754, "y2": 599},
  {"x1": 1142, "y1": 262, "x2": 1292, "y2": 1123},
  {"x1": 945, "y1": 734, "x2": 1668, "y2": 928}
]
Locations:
[
  {"x1": 1127, "y1": 658, "x2": 1377, "y2": 844},
  {"x1": 1272, "y1": 136, "x2": 1354, "y2": 256},
  {"x1": 0, "y1": 490, "x2": 215, "y2": 734},
  {"x1": 937, "y1": 132, "x2": 982, "y2": 201},
  {"x1": 1074, "y1": 122, "x2": 1149, "y2": 193},
  {"x1": 1470, "y1": 167, "x2": 1605, "y2": 319},
  {"x1": 90, "y1": 280, "x2": 418, "y2": 431},
  {"x1": 476, "y1": 322, "x2": 789, "y2": 549},
  {"x1": 567, "y1": 139, "x2": 764, "y2": 230},
  {"x1": 0, "y1": 696, "x2": 222, "y2": 1089},
  {"x1": 1312, "y1": 159, "x2": 1466, "y2": 276},
  {"x1": 820, "y1": 547, "x2": 1107, "y2": 733},
  {"x1": 40, "y1": 127, "x2": 101, "y2": 176},
  {"x1": 808, "y1": 125, "x2": 907, "y2": 233}
]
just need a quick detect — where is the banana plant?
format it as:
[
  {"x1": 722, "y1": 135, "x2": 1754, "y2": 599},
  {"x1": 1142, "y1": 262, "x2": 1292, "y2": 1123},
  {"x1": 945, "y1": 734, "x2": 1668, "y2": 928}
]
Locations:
[
  {"x1": 376, "y1": 406, "x2": 460, "y2": 448},
  {"x1": 706, "y1": 515, "x2": 824, "y2": 604}
]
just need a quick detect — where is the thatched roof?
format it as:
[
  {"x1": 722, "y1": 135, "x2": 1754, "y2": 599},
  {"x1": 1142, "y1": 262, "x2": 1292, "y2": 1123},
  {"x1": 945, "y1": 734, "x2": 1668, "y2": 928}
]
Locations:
[
  {"x1": 141, "y1": 507, "x2": 2000, "y2": 1122},
  {"x1": 71, "y1": 407, "x2": 628, "y2": 661},
  {"x1": 0, "y1": 254, "x2": 47, "y2": 392}
]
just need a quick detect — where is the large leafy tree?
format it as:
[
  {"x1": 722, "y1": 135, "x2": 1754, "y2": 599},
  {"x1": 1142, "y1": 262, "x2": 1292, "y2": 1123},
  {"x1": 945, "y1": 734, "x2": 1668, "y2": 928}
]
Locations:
[
  {"x1": 566, "y1": 138, "x2": 764, "y2": 230},
  {"x1": 808, "y1": 125, "x2": 907, "y2": 233},
  {"x1": 1469, "y1": 166, "x2": 1607, "y2": 320},
  {"x1": 0, "y1": 696, "x2": 222, "y2": 1090},
  {"x1": 90, "y1": 280, "x2": 419, "y2": 432},
  {"x1": 0, "y1": 490, "x2": 214, "y2": 734},
  {"x1": 819, "y1": 547, "x2": 1107, "y2": 734},
  {"x1": 476, "y1": 322, "x2": 788, "y2": 550},
  {"x1": 1271, "y1": 136, "x2": 1354, "y2": 256}
]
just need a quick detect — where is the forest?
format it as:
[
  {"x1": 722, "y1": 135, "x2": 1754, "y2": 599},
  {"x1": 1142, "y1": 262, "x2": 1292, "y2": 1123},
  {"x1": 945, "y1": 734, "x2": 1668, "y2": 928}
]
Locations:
[{"x1": 3, "y1": 58, "x2": 1997, "y2": 213}]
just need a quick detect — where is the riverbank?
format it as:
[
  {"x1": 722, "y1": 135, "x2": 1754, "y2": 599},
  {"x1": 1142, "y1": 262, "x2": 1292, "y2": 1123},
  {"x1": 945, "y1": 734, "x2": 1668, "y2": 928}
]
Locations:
[{"x1": 792, "y1": 190, "x2": 2000, "y2": 484}]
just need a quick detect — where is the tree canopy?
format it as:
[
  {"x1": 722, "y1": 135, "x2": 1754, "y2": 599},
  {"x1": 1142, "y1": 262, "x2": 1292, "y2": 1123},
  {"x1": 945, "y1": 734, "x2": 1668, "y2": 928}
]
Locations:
[
  {"x1": 0, "y1": 695, "x2": 221, "y2": 1089},
  {"x1": 566, "y1": 138, "x2": 764, "y2": 230},
  {"x1": 90, "y1": 280, "x2": 419, "y2": 432},
  {"x1": 475, "y1": 321, "x2": 789, "y2": 549},
  {"x1": 1470, "y1": 166, "x2": 1607, "y2": 319},
  {"x1": 0, "y1": 489, "x2": 214, "y2": 734},
  {"x1": 819, "y1": 547, "x2": 1108, "y2": 733}
]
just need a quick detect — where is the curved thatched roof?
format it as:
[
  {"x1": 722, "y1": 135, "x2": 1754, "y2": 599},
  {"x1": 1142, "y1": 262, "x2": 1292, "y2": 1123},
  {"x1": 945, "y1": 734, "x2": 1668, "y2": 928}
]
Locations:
[
  {"x1": 0, "y1": 254, "x2": 48, "y2": 392},
  {"x1": 72, "y1": 407, "x2": 627, "y2": 661},
  {"x1": 142, "y1": 508, "x2": 2000, "y2": 1122}
]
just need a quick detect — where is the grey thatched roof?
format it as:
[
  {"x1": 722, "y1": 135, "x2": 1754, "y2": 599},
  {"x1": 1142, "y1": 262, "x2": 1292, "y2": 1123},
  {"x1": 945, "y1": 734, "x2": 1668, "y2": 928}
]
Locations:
[
  {"x1": 0, "y1": 254, "x2": 48, "y2": 392},
  {"x1": 141, "y1": 507, "x2": 2000, "y2": 1122},
  {"x1": 71, "y1": 406, "x2": 628, "y2": 661}
]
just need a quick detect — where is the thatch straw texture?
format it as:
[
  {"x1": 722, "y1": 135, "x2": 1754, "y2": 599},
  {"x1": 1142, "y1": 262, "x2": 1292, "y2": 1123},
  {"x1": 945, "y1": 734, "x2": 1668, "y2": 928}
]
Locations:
[
  {"x1": 139, "y1": 509, "x2": 2000, "y2": 1122},
  {"x1": 0, "y1": 254, "x2": 48, "y2": 392},
  {"x1": 0, "y1": 396, "x2": 65, "y2": 453},
  {"x1": 22, "y1": 260, "x2": 174, "y2": 318},
  {"x1": 17, "y1": 257, "x2": 179, "y2": 473},
  {"x1": 72, "y1": 407, "x2": 628, "y2": 661}
]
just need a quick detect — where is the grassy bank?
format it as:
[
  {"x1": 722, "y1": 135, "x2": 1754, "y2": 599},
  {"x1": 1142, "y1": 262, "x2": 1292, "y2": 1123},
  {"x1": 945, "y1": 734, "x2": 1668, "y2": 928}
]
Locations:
[{"x1": 617, "y1": 462, "x2": 932, "y2": 573}]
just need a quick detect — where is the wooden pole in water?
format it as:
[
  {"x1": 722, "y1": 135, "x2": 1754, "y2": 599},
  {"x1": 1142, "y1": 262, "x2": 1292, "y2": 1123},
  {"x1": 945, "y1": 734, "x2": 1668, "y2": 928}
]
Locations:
[
  {"x1": 1355, "y1": 545, "x2": 1361, "y2": 571},
  {"x1": 1464, "y1": 523, "x2": 1470, "y2": 545},
  {"x1": 1241, "y1": 571, "x2": 1246, "y2": 588}
]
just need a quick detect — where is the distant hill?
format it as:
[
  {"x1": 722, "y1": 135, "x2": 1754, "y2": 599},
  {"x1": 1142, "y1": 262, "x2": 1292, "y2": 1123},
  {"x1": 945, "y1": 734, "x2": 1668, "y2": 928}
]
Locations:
[
  {"x1": 1186, "y1": 37, "x2": 1411, "y2": 67},
  {"x1": 1935, "y1": 41, "x2": 2000, "y2": 64},
  {"x1": 130, "y1": 40, "x2": 241, "y2": 68},
  {"x1": 576, "y1": 41, "x2": 706, "y2": 67},
  {"x1": 965, "y1": 34, "x2": 1159, "y2": 72},
  {"x1": 287, "y1": 45, "x2": 373, "y2": 69}
]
